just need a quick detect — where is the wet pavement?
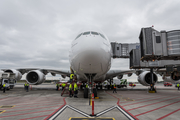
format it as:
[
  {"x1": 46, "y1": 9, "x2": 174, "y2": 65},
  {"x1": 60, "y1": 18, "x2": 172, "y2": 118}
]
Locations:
[{"x1": 0, "y1": 83, "x2": 180, "y2": 120}]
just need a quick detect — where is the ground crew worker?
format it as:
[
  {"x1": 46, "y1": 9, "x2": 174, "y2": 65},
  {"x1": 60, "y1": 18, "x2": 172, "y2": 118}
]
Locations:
[
  {"x1": 26, "y1": 83, "x2": 29, "y2": 92},
  {"x1": 69, "y1": 83, "x2": 72, "y2": 97},
  {"x1": 113, "y1": 83, "x2": 117, "y2": 93},
  {"x1": 177, "y1": 83, "x2": 180, "y2": 90},
  {"x1": 24, "y1": 82, "x2": 26, "y2": 90},
  {"x1": 56, "y1": 83, "x2": 59, "y2": 91},
  {"x1": 133, "y1": 83, "x2": 134, "y2": 87},
  {"x1": 74, "y1": 82, "x2": 78, "y2": 98},
  {"x1": 86, "y1": 83, "x2": 88, "y2": 88},
  {"x1": 62, "y1": 83, "x2": 66, "y2": 90},
  {"x1": 3, "y1": 83, "x2": 6, "y2": 93},
  {"x1": 70, "y1": 74, "x2": 74, "y2": 82}
]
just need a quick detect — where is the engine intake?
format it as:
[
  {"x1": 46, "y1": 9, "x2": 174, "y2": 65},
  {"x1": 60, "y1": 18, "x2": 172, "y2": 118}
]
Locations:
[
  {"x1": 117, "y1": 75, "x2": 123, "y2": 79},
  {"x1": 138, "y1": 71, "x2": 158, "y2": 86},
  {"x1": 26, "y1": 70, "x2": 45, "y2": 85}
]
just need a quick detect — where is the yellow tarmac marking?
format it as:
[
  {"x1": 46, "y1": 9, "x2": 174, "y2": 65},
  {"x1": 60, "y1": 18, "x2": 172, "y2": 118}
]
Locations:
[
  {"x1": 69, "y1": 117, "x2": 115, "y2": 120},
  {"x1": 0, "y1": 105, "x2": 15, "y2": 108},
  {"x1": 0, "y1": 110, "x2": 6, "y2": 114}
]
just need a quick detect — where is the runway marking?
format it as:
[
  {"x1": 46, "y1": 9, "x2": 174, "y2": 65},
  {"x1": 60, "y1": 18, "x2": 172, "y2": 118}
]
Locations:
[
  {"x1": 156, "y1": 108, "x2": 180, "y2": 120},
  {"x1": 5, "y1": 105, "x2": 60, "y2": 113},
  {"x1": 67, "y1": 105, "x2": 91, "y2": 117},
  {"x1": 96, "y1": 106, "x2": 116, "y2": 117},
  {"x1": 135, "y1": 99, "x2": 180, "y2": 117},
  {"x1": 44, "y1": 97, "x2": 67, "y2": 120},
  {"x1": 11, "y1": 102, "x2": 63, "y2": 109},
  {"x1": 69, "y1": 118, "x2": 115, "y2": 120},
  {"x1": 120, "y1": 94, "x2": 176, "y2": 103},
  {"x1": 19, "y1": 115, "x2": 49, "y2": 120},
  {"x1": 0, "y1": 109, "x2": 56, "y2": 118},
  {"x1": 0, "y1": 110, "x2": 6, "y2": 114},
  {"x1": 105, "y1": 91, "x2": 139, "y2": 120},
  {"x1": 0, "y1": 105, "x2": 15, "y2": 108},
  {"x1": 122, "y1": 95, "x2": 171, "y2": 107},
  {"x1": 127, "y1": 96, "x2": 179, "y2": 111},
  {"x1": 116, "y1": 105, "x2": 136, "y2": 120}
]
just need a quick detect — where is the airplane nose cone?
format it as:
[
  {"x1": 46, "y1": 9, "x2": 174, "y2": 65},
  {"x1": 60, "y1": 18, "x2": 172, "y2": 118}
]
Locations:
[{"x1": 80, "y1": 49, "x2": 102, "y2": 65}]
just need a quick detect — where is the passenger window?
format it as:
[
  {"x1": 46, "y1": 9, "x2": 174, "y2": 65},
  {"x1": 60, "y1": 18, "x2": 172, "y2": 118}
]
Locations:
[
  {"x1": 75, "y1": 33, "x2": 82, "y2": 40},
  {"x1": 83, "y1": 31, "x2": 90, "y2": 35},
  {"x1": 91, "y1": 31, "x2": 99, "y2": 35}
]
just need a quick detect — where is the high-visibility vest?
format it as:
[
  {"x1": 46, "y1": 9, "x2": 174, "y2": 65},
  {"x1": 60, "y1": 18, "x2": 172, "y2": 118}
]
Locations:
[
  {"x1": 70, "y1": 74, "x2": 74, "y2": 79},
  {"x1": 177, "y1": 84, "x2": 180, "y2": 87},
  {"x1": 114, "y1": 84, "x2": 115, "y2": 87},
  {"x1": 24, "y1": 83, "x2": 26, "y2": 86},
  {"x1": 3, "y1": 84, "x2": 6, "y2": 87},
  {"x1": 69, "y1": 84, "x2": 72, "y2": 90},
  {"x1": 86, "y1": 84, "x2": 88, "y2": 88},
  {"x1": 26, "y1": 84, "x2": 29, "y2": 86},
  {"x1": 74, "y1": 83, "x2": 78, "y2": 91},
  {"x1": 56, "y1": 84, "x2": 58, "y2": 86},
  {"x1": 114, "y1": 86, "x2": 116, "y2": 89},
  {"x1": 62, "y1": 83, "x2": 66, "y2": 87}
]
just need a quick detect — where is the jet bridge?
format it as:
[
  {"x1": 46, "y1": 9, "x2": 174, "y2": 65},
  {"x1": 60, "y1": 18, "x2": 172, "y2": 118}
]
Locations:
[
  {"x1": 139, "y1": 27, "x2": 180, "y2": 61},
  {"x1": 111, "y1": 42, "x2": 140, "y2": 58},
  {"x1": 130, "y1": 49, "x2": 180, "y2": 69}
]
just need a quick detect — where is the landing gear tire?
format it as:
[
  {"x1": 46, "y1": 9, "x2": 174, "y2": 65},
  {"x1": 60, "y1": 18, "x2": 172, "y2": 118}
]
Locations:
[
  {"x1": 10, "y1": 85, "x2": 14, "y2": 89},
  {"x1": 100, "y1": 85, "x2": 102, "y2": 90},
  {"x1": 107, "y1": 85, "x2": 110, "y2": 90},
  {"x1": 84, "y1": 88, "x2": 88, "y2": 98},
  {"x1": 80, "y1": 85, "x2": 83, "y2": 90},
  {"x1": 93, "y1": 88, "x2": 97, "y2": 97}
]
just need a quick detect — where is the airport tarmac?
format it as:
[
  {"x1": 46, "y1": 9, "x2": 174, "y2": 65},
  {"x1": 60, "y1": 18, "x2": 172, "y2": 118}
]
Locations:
[{"x1": 0, "y1": 83, "x2": 180, "y2": 120}]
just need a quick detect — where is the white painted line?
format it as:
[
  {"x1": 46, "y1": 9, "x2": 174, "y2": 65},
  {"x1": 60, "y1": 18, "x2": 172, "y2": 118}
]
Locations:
[
  {"x1": 116, "y1": 105, "x2": 135, "y2": 120},
  {"x1": 96, "y1": 106, "x2": 116, "y2": 117},
  {"x1": 48, "y1": 105, "x2": 67, "y2": 120},
  {"x1": 67, "y1": 105, "x2": 91, "y2": 117}
]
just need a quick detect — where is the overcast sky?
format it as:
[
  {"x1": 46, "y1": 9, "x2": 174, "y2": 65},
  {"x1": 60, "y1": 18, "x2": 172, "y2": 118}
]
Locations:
[{"x1": 1, "y1": 0, "x2": 180, "y2": 81}]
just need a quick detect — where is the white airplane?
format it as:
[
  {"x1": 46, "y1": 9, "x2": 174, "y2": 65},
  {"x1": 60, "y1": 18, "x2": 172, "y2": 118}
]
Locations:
[{"x1": 5, "y1": 28, "x2": 177, "y2": 97}]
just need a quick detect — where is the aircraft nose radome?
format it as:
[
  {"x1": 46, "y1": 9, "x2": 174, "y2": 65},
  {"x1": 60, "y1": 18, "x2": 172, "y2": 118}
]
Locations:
[{"x1": 80, "y1": 50, "x2": 102, "y2": 64}]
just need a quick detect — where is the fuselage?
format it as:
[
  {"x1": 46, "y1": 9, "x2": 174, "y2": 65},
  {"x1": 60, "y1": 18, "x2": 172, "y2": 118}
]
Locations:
[{"x1": 69, "y1": 30, "x2": 112, "y2": 82}]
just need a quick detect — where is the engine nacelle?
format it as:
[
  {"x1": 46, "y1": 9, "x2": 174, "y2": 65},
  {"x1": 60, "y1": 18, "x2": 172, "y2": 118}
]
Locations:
[
  {"x1": 163, "y1": 72, "x2": 180, "y2": 83},
  {"x1": 128, "y1": 73, "x2": 133, "y2": 77},
  {"x1": 138, "y1": 71, "x2": 158, "y2": 86},
  {"x1": 4, "y1": 69, "x2": 22, "y2": 80},
  {"x1": 117, "y1": 75, "x2": 123, "y2": 79},
  {"x1": 26, "y1": 70, "x2": 45, "y2": 85},
  {"x1": 61, "y1": 75, "x2": 66, "y2": 78}
]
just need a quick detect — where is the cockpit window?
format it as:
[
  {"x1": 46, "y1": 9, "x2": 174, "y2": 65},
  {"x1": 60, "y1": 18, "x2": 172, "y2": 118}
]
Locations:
[
  {"x1": 99, "y1": 33, "x2": 106, "y2": 40},
  {"x1": 75, "y1": 33, "x2": 82, "y2": 40},
  {"x1": 83, "y1": 31, "x2": 90, "y2": 35},
  {"x1": 91, "y1": 31, "x2": 99, "y2": 35}
]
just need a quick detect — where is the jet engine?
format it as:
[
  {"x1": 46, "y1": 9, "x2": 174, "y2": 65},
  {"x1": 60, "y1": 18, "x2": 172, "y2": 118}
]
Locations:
[
  {"x1": 162, "y1": 72, "x2": 180, "y2": 83},
  {"x1": 117, "y1": 75, "x2": 123, "y2": 79},
  {"x1": 61, "y1": 75, "x2": 66, "y2": 78},
  {"x1": 4, "y1": 69, "x2": 22, "y2": 80},
  {"x1": 26, "y1": 70, "x2": 45, "y2": 85},
  {"x1": 138, "y1": 71, "x2": 158, "y2": 86}
]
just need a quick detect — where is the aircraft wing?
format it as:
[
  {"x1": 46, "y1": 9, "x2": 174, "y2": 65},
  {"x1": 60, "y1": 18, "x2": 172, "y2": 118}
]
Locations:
[
  {"x1": 105, "y1": 70, "x2": 135, "y2": 80},
  {"x1": 2, "y1": 68, "x2": 71, "y2": 77}
]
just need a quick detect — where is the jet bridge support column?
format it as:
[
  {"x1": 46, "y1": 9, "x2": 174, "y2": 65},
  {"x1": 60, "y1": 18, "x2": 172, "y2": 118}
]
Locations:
[{"x1": 149, "y1": 68, "x2": 156, "y2": 93}]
